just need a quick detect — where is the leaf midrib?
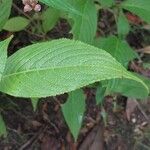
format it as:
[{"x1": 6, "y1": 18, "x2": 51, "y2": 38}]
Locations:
[{"x1": 3, "y1": 64, "x2": 124, "y2": 79}]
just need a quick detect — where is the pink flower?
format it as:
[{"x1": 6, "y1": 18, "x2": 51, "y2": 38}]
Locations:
[
  {"x1": 24, "y1": 4, "x2": 32, "y2": 12},
  {"x1": 34, "y1": 4, "x2": 41, "y2": 12},
  {"x1": 22, "y1": 0, "x2": 41, "y2": 12}
]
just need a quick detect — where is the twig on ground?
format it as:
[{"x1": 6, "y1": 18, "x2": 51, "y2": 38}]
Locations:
[{"x1": 18, "y1": 125, "x2": 48, "y2": 150}]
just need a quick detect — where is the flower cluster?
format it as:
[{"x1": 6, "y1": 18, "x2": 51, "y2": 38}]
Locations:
[{"x1": 22, "y1": 0, "x2": 41, "y2": 12}]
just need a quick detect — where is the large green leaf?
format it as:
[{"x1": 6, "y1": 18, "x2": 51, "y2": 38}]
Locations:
[
  {"x1": 0, "y1": 36, "x2": 13, "y2": 81},
  {"x1": 122, "y1": 0, "x2": 150, "y2": 23},
  {"x1": 3, "y1": 17, "x2": 30, "y2": 32},
  {"x1": 62, "y1": 89, "x2": 85, "y2": 141},
  {"x1": 39, "y1": 0, "x2": 80, "y2": 15},
  {"x1": 0, "y1": 39, "x2": 148, "y2": 98},
  {"x1": 0, "y1": 113, "x2": 7, "y2": 137},
  {"x1": 94, "y1": 36, "x2": 137, "y2": 67},
  {"x1": 0, "y1": 0, "x2": 12, "y2": 31},
  {"x1": 69, "y1": 0, "x2": 97, "y2": 44}
]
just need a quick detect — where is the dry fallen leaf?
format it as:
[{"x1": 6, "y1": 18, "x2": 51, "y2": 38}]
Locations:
[
  {"x1": 41, "y1": 135, "x2": 61, "y2": 150},
  {"x1": 126, "y1": 98, "x2": 138, "y2": 121},
  {"x1": 79, "y1": 123, "x2": 104, "y2": 150},
  {"x1": 143, "y1": 25, "x2": 150, "y2": 30},
  {"x1": 138, "y1": 46, "x2": 150, "y2": 54}
]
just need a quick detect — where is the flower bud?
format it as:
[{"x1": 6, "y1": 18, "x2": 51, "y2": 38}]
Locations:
[
  {"x1": 22, "y1": 0, "x2": 41, "y2": 12},
  {"x1": 24, "y1": 4, "x2": 32, "y2": 12},
  {"x1": 34, "y1": 4, "x2": 41, "y2": 12}
]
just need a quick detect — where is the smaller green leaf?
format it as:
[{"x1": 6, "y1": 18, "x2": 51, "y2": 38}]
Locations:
[
  {"x1": 70, "y1": 0, "x2": 97, "y2": 44},
  {"x1": 0, "y1": 0, "x2": 12, "y2": 31},
  {"x1": 98, "y1": 0, "x2": 115, "y2": 7},
  {"x1": 101, "y1": 109, "x2": 107, "y2": 126},
  {"x1": 42, "y1": 7, "x2": 60, "y2": 33},
  {"x1": 39, "y1": 0, "x2": 80, "y2": 15},
  {"x1": 0, "y1": 36, "x2": 13, "y2": 81},
  {"x1": 96, "y1": 84, "x2": 106, "y2": 105},
  {"x1": 94, "y1": 36, "x2": 137, "y2": 67},
  {"x1": 3, "y1": 17, "x2": 30, "y2": 32},
  {"x1": 0, "y1": 113, "x2": 7, "y2": 137},
  {"x1": 106, "y1": 73, "x2": 150, "y2": 99},
  {"x1": 62, "y1": 89, "x2": 85, "y2": 141},
  {"x1": 117, "y1": 10, "x2": 130, "y2": 38},
  {"x1": 31, "y1": 98, "x2": 39, "y2": 111}
]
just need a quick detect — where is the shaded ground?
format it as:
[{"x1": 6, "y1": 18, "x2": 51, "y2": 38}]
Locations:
[
  {"x1": 0, "y1": 1, "x2": 150, "y2": 150},
  {"x1": 0, "y1": 92, "x2": 150, "y2": 150}
]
